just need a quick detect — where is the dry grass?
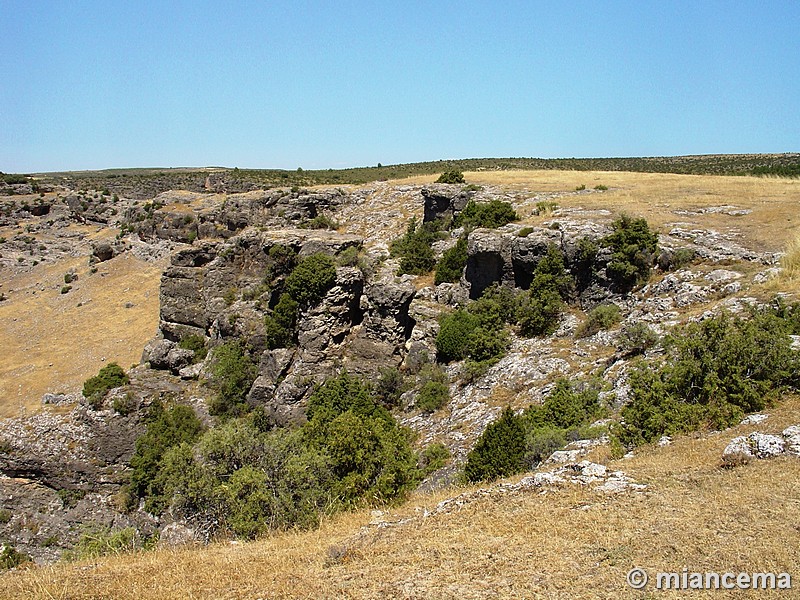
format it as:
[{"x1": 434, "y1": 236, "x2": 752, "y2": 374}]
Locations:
[
  {"x1": 779, "y1": 235, "x2": 800, "y2": 281},
  {"x1": 0, "y1": 232, "x2": 163, "y2": 417},
  {"x1": 395, "y1": 170, "x2": 800, "y2": 253},
  {"x1": 6, "y1": 396, "x2": 799, "y2": 599}
]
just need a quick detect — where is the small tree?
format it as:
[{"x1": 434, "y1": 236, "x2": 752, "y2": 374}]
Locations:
[
  {"x1": 284, "y1": 253, "x2": 337, "y2": 307},
  {"x1": 208, "y1": 341, "x2": 257, "y2": 417},
  {"x1": 464, "y1": 407, "x2": 527, "y2": 482},
  {"x1": 436, "y1": 170, "x2": 465, "y2": 184},
  {"x1": 435, "y1": 237, "x2": 468, "y2": 284}
]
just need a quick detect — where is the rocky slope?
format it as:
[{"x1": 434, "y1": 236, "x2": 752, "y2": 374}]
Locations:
[{"x1": 0, "y1": 176, "x2": 790, "y2": 565}]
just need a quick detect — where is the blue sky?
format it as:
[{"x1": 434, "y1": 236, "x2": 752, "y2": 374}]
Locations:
[{"x1": 1, "y1": 1, "x2": 798, "y2": 172}]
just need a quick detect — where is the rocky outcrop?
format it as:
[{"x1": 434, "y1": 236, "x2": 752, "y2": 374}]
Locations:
[
  {"x1": 722, "y1": 426, "x2": 800, "y2": 466},
  {"x1": 125, "y1": 188, "x2": 352, "y2": 244},
  {"x1": 422, "y1": 185, "x2": 472, "y2": 223}
]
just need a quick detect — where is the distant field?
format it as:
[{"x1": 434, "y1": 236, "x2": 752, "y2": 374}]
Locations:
[{"x1": 22, "y1": 153, "x2": 800, "y2": 199}]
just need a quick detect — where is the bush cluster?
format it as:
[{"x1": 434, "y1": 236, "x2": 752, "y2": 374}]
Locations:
[
  {"x1": 613, "y1": 305, "x2": 800, "y2": 449},
  {"x1": 454, "y1": 199, "x2": 518, "y2": 229},
  {"x1": 133, "y1": 372, "x2": 433, "y2": 540},
  {"x1": 390, "y1": 217, "x2": 444, "y2": 275},
  {"x1": 435, "y1": 170, "x2": 465, "y2": 184},
  {"x1": 415, "y1": 364, "x2": 450, "y2": 412},
  {"x1": 178, "y1": 334, "x2": 208, "y2": 363},
  {"x1": 603, "y1": 214, "x2": 658, "y2": 292},
  {"x1": 517, "y1": 244, "x2": 573, "y2": 337},
  {"x1": 82, "y1": 363, "x2": 129, "y2": 407},
  {"x1": 464, "y1": 379, "x2": 606, "y2": 482},
  {"x1": 576, "y1": 303, "x2": 621, "y2": 338},
  {"x1": 264, "y1": 252, "x2": 337, "y2": 349},
  {"x1": 436, "y1": 285, "x2": 513, "y2": 365},
  {"x1": 128, "y1": 400, "x2": 205, "y2": 513},
  {"x1": 0, "y1": 544, "x2": 31, "y2": 570},
  {"x1": 434, "y1": 237, "x2": 467, "y2": 284},
  {"x1": 284, "y1": 252, "x2": 337, "y2": 307},
  {"x1": 208, "y1": 340, "x2": 258, "y2": 417}
]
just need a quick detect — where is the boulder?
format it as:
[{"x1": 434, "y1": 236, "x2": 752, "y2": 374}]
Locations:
[{"x1": 91, "y1": 242, "x2": 114, "y2": 262}]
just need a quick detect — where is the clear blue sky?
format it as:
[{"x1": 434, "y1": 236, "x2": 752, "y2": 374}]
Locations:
[{"x1": 1, "y1": 1, "x2": 798, "y2": 173}]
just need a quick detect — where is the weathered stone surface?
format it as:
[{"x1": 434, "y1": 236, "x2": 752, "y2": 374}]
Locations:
[
  {"x1": 465, "y1": 229, "x2": 514, "y2": 298},
  {"x1": 723, "y1": 432, "x2": 786, "y2": 466},
  {"x1": 421, "y1": 185, "x2": 472, "y2": 223},
  {"x1": 142, "y1": 339, "x2": 193, "y2": 372},
  {"x1": 91, "y1": 241, "x2": 114, "y2": 262},
  {"x1": 782, "y1": 425, "x2": 800, "y2": 455}
]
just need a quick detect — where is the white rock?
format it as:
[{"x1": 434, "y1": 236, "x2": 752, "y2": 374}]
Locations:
[
  {"x1": 782, "y1": 425, "x2": 800, "y2": 455},
  {"x1": 547, "y1": 449, "x2": 582, "y2": 464},
  {"x1": 750, "y1": 432, "x2": 785, "y2": 458},
  {"x1": 581, "y1": 461, "x2": 608, "y2": 477},
  {"x1": 657, "y1": 435, "x2": 672, "y2": 447},
  {"x1": 740, "y1": 414, "x2": 769, "y2": 425},
  {"x1": 722, "y1": 436, "x2": 753, "y2": 465}
]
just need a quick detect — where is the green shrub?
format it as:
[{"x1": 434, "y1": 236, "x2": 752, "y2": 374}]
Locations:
[
  {"x1": 524, "y1": 427, "x2": 567, "y2": 466},
  {"x1": 390, "y1": 217, "x2": 442, "y2": 276},
  {"x1": 65, "y1": 526, "x2": 139, "y2": 560},
  {"x1": 416, "y1": 381, "x2": 450, "y2": 413},
  {"x1": 517, "y1": 286, "x2": 563, "y2": 337},
  {"x1": 576, "y1": 303, "x2": 622, "y2": 338},
  {"x1": 613, "y1": 308, "x2": 800, "y2": 448},
  {"x1": 264, "y1": 293, "x2": 298, "y2": 349},
  {"x1": 468, "y1": 326, "x2": 509, "y2": 362},
  {"x1": 603, "y1": 214, "x2": 658, "y2": 292},
  {"x1": 336, "y1": 245, "x2": 361, "y2": 267},
  {"x1": 575, "y1": 236, "x2": 598, "y2": 287},
  {"x1": 525, "y1": 379, "x2": 605, "y2": 431},
  {"x1": 434, "y1": 237, "x2": 467, "y2": 284},
  {"x1": 0, "y1": 544, "x2": 31, "y2": 570},
  {"x1": 464, "y1": 407, "x2": 527, "y2": 482},
  {"x1": 575, "y1": 184, "x2": 586, "y2": 191},
  {"x1": 658, "y1": 247, "x2": 697, "y2": 271},
  {"x1": 617, "y1": 322, "x2": 659, "y2": 355},
  {"x1": 455, "y1": 199, "x2": 518, "y2": 229},
  {"x1": 533, "y1": 201, "x2": 558, "y2": 215},
  {"x1": 208, "y1": 341, "x2": 257, "y2": 417},
  {"x1": 178, "y1": 334, "x2": 208, "y2": 363},
  {"x1": 128, "y1": 401, "x2": 204, "y2": 512},
  {"x1": 64, "y1": 272, "x2": 75, "y2": 284},
  {"x1": 418, "y1": 442, "x2": 450, "y2": 476},
  {"x1": 374, "y1": 367, "x2": 406, "y2": 408},
  {"x1": 60, "y1": 285, "x2": 72, "y2": 294},
  {"x1": 82, "y1": 362, "x2": 129, "y2": 405},
  {"x1": 303, "y1": 372, "x2": 419, "y2": 506},
  {"x1": 159, "y1": 424, "x2": 333, "y2": 537},
  {"x1": 594, "y1": 184, "x2": 608, "y2": 191},
  {"x1": 223, "y1": 287, "x2": 238, "y2": 306},
  {"x1": 284, "y1": 253, "x2": 337, "y2": 307},
  {"x1": 436, "y1": 170, "x2": 465, "y2": 184},
  {"x1": 517, "y1": 226, "x2": 535, "y2": 238},
  {"x1": 112, "y1": 392, "x2": 137, "y2": 416},
  {"x1": 265, "y1": 244, "x2": 298, "y2": 281},
  {"x1": 300, "y1": 214, "x2": 339, "y2": 230},
  {"x1": 436, "y1": 310, "x2": 481, "y2": 363}
]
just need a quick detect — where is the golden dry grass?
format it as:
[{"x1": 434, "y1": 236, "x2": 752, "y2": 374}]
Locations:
[
  {"x1": 0, "y1": 231, "x2": 163, "y2": 417},
  {"x1": 6, "y1": 396, "x2": 800, "y2": 599},
  {"x1": 396, "y1": 170, "x2": 800, "y2": 253}
]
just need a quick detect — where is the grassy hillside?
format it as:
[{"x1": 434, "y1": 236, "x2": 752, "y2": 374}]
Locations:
[{"x1": 4, "y1": 395, "x2": 799, "y2": 599}]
